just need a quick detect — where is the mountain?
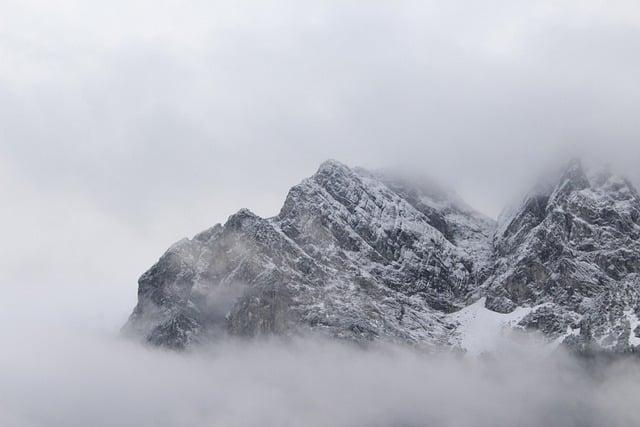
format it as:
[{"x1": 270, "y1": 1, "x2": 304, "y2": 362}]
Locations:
[
  {"x1": 484, "y1": 160, "x2": 640, "y2": 354},
  {"x1": 123, "y1": 160, "x2": 494, "y2": 349},
  {"x1": 123, "y1": 159, "x2": 640, "y2": 355}
]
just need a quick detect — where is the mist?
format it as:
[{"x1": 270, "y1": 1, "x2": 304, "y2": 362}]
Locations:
[
  {"x1": 1, "y1": 321, "x2": 640, "y2": 427},
  {"x1": 2, "y1": 0, "x2": 640, "y2": 425}
]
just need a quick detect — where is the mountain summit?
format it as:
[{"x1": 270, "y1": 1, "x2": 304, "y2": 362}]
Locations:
[
  {"x1": 124, "y1": 160, "x2": 640, "y2": 355},
  {"x1": 486, "y1": 159, "x2": 640, "y2": 352}
]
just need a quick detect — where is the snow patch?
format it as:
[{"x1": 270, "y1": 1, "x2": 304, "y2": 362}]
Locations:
[
  {"x1": 625, "y1": 309, "x2": 640, "y2": 347},
  {"x1": 447, "y1": 298, "x2": 534, "y2": 356}
]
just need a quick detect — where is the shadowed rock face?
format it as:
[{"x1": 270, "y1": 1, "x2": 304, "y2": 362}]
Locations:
[{"x1": 124, "y1": 159, "x2": 640, "y2": 354}]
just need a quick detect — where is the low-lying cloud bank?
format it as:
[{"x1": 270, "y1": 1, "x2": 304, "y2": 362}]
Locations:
[{"x1": 1, "y1": 324, "x2": 639, "y2": 427}]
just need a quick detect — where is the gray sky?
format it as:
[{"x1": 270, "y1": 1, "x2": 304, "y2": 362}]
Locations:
[{"x1": 1, "y1": 0, "x2": 640, "y2": 328}]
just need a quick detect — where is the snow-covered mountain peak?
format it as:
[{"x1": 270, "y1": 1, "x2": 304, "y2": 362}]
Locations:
[
  {"x1": 494, "y1": 158, "x2": 635, "y2": 247},
  {"x1": 316, "y1": 158, "x2": 350, "y2": 173},
  {"x1": 485, "y1": 159, "x2": 640, "y2": 353},
  {"x1": 124, "y1": 159, "x2": 640, "y2": 356}
]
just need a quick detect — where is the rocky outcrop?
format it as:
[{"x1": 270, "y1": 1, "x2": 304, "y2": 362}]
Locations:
[
  {"x1": 123, "y1": 160, "x2": 493, "y2": 348},
  {"x1": 124, "y1": 159, "x2": 640, "y2": 355},
  {"x1": 485, "y1": 160, "x2": 640, "y2": 353}
]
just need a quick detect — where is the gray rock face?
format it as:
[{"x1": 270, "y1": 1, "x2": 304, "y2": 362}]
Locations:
[
  {"x1": 124, "y1": 160, "x2": 493, "y2": 348},
  {"x1": 124, "y1": 159, "x2": 640, "y2": 354},
  {"x1": 485, "y1": 160, "x2": 640, "y2": 353}
]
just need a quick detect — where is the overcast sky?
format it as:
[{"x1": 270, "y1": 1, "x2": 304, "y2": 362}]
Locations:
[{"x1": 1, "y1": 0, "x2": 640, "y2": 328}]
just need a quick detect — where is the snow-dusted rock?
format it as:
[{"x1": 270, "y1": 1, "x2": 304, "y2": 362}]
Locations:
[
  {"x1": 124, "y1": 160, "x2": 492, "y2": 349},
  {"x1": 485, "y1": 159, "x2": 640, "y2": 354},
  {"x1": 124, "y1": 159, "x2": 640, "y2": 355}
]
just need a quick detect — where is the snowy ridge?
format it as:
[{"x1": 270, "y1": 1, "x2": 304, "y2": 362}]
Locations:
[{"x1": 124, "y1": 159, "x2": 640, "y2": 355}]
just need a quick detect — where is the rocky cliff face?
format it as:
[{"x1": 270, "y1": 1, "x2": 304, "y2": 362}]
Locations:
[
  {"x1": 484, "y1": 160, "x2": 640, "y2": 353},
  {"x1": 124, "y1": 159, "x2": 640, "y2": 355}
]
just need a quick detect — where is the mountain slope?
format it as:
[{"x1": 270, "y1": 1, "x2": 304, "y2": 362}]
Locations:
[
  {"x1": 124, "y1": 159, "x2": 640, "y2": 355},
  {"x1": 484, "y1": 160, "x2": 640, "y2": 353},
  {"x1": 124, "y1": 160, "x2": 494, "y2": 349}
]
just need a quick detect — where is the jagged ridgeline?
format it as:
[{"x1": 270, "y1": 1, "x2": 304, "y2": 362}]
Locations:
[{"x1": 123, "y1": 160, "x2": 640, "y2": 354}]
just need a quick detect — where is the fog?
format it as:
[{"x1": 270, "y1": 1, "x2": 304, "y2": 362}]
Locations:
[
  {"x1": 2, "y1": 1, "x2": 640, "y2": 425},
  {"x1": 1, "y1": 322, "x2": 640, "y2": 427}
]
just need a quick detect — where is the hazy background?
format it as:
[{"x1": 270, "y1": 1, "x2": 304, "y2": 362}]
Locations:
[
  {"x1": 1, "y1": 331, "x2": 640, "y2": 427},
  {"x1": 2, "y1": 0, "x2": 640, "y2": 328},
  {"x1": 1, "y1": 1, "x2": 640, "y2": 425}
]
